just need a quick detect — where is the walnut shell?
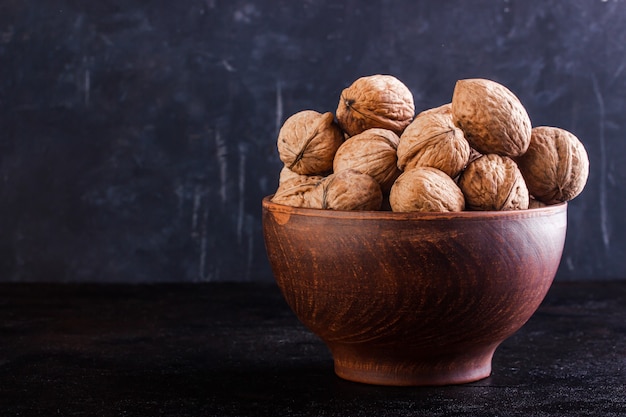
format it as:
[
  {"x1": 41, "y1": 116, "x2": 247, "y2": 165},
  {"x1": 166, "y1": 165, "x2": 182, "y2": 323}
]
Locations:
[
  {"x1": 308, "y1": 169, "x2": 382, "y2": 211},
  {"x1": 278, "y1": 166, "x2": 300, "y2": 185},
  {"x1": 271, "y1": 176, "x2": 323, "y2": 208},
  {"x1": 397, "y1": 103, "x2": 470, "y2": 178},
  {"x1": 389, "y1": 167, "x2": 465, "y2": 213},
  {"x1": 332, "y1": 128, "x2": 401, "y2": 193},
  {"x1": 529, "y1": 197, "x2": 547, "y2": 209},
  {"x1": 458, "y1": 154, "x2": 529, "y2": 211},
  {"x1": 277, "y1": 110, "x2": 344, "y2": 175},
  {"x1": 278, "y1": 166, "x2": 325, "y2": 185},
  {"x1": 467, "y1": 147, "x2": 483, "y2": 166},
  {"x1": 336, "y1": 74, "x2": 415, "y2": 137},
  {"x1": 515, "y1": 126, "x2": 589, "y2": 204},
  {"x1": 451, "y1": 78, "x2": 531, "y2": 157}
]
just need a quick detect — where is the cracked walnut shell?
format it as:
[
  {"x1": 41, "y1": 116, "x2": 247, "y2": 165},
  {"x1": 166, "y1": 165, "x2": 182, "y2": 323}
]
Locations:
[
  {"x1": 336, "y1": 74, "x2": 415, "y2": 137},
  {"x1": 308, "y1": 169, "x2": 382, "y2": 211},
  {"x1": 451, "y1": 78, "x2": 531, "y2": 157},
  {"x1": 397, "y1": 103, "x2": 471, "y2": 179},
  {"x1": 333, "y1": 128, "x2": 401, "y2": 193},
  {"x1": 277, "y1": 110, "x2": 344, "y2": 175},
  {"x1": 389, "y1": 167, "x2": 465, "y2": 213},
  {"x1": 458, "y1": 154, "x2": 529, "y2": 211},
  {"x1": 515, "y1": 126, "x2": 589, "y2": 204}
]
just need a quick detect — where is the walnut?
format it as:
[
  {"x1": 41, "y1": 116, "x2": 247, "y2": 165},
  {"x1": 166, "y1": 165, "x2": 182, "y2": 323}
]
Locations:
[
  {"x1": 271, "y1": 176, "x2": 323, "y2": 208},
  {"x1": 277, "y1": 166, "x2": 325, "y2": 186},
  {"x1": 278, "y1": 166, "x2": 300, "y2": 184},
  {"x1": 529, "y1": 197, "x2": 547, "y2": 209},
  {"x1": 389, "y1": 167, "x2": 465, "y2": 213},
  {"x1": 451, "y1": 78, "x2": 531, "y2": 157},
  {"x1": 515, "y1": 126, "x2": 589, "y2": 204},
  {"x1": 277, "y1": 110, "x2": 344, "y2": 175},
  {"x1": 332, "y1": 128, "x2": 401, "y2": 193},
  {"x1": 336, "y1": 74, "x2": 415, "y2": 137},
  {"x1": 308, "y1": 169, "x2": 382, "y2": 211},
  {"x1": 458, "y1": 154, "x2": 529, "y2": 211},
  {"x1": 397, "y1": 103, "x2": 470, "y2": 179},
  {"x1": 467, "y1": 147, "x2": 483, "y2": 166}
]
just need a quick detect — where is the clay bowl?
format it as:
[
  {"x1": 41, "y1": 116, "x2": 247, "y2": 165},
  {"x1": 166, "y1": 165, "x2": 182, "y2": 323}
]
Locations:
[{"x1": 262, "y1": 196, "x2": 567, "y2": 386}]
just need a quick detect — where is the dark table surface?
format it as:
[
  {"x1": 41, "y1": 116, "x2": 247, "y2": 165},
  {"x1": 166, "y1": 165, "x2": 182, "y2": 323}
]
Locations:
[{"x1": 0, "y1": 281, "x2": 624, "y2": 417}]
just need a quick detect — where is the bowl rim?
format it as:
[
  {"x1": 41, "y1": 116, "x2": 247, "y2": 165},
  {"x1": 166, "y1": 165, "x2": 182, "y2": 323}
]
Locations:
[{"x1": 262, "y1": 195, "x2": 567, "y2": 221}]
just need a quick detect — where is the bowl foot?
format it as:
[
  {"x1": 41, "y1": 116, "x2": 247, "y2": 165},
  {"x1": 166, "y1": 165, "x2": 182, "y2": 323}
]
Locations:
[{"x1": 330, "y1": 344, "x2": 497, "y2": 386}]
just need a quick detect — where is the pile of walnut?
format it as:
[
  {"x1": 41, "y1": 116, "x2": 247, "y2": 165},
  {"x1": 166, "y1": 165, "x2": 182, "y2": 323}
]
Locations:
[{"x1": 272, "y1": 75, "x2": 589, "y2": 212}]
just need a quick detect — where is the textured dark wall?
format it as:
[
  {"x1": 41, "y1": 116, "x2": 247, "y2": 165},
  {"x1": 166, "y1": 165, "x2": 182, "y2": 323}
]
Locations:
[{"x1": 0, "y1": 1, "x2": 624, "y2": 282}]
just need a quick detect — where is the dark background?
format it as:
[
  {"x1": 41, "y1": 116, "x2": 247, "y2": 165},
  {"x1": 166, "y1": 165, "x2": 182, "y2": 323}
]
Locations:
[{"x1": 0, "y1": 0, "x2": 624, "y2": 283}]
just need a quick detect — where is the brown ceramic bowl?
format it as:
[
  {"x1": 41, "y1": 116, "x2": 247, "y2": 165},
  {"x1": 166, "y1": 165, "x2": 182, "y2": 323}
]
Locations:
[{"x1": 262, "y1": 196, "x2": 567, "y2": 386}]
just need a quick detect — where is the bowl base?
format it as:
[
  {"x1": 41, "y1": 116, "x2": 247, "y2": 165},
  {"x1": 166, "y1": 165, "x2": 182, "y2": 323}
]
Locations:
[{"x1": 330, "y1": 344, "x2": 496, "y2": 386}]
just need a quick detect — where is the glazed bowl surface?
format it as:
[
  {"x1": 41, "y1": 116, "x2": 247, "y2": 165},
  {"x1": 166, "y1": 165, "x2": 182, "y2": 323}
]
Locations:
[{"x1": 262, "y1": 196, "x2": 567, "y2": 386}]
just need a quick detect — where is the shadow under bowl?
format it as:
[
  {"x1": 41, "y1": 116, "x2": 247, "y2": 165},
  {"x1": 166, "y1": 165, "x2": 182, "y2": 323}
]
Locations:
[{"x1": 262, "y1": 196, "x2": 567, "y2": 386}]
